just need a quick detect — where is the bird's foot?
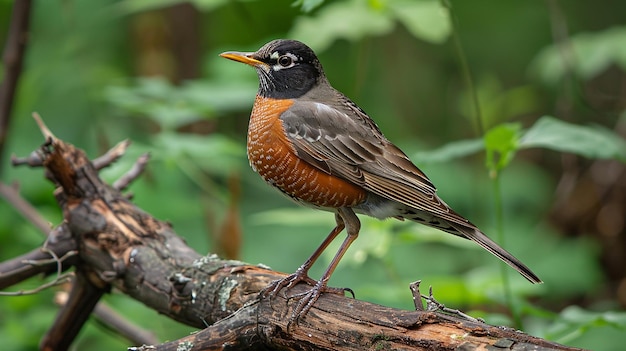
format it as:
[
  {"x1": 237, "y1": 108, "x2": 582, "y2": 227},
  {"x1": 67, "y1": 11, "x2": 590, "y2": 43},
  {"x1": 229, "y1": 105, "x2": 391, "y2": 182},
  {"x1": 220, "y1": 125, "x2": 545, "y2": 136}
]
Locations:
[
  {"x1": 285, "y1": 279, "x2": 327, "y2": 327},
  {"x1": 283, "y1": 279, "x2": 354, "y2": 329},
  {"x1": 261, "y1": 267, "x2": 316, "y2": 299},
  {"x1": 261, "y1": 271, "x2": 354, "y2": 329},
  {"x1": 262, "y1": 268, "x2": 352, "y2": 300}
]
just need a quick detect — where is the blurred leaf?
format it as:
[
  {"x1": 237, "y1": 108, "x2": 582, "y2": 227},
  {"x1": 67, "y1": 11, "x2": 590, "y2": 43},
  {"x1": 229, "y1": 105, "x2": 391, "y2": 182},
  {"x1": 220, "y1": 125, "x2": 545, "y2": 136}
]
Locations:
[
  {"x1": 105, "y1": 78, "x2": 198, "y2": 130},
  {"x1": 290, "y1": 0, "x2": 452, "y2": 50},
  {"x1": 340, "y1": 217, "x2": 393, "y2": 265},
  {"x1": 413, "y1": 138, "x2": 483, "y2": 164},
  {"x1": 115, "y1": 0, "x2": 228, "y2": 14},
  {"x1": 484, "y1": 123, "x2": 522, "y2": 172},
  {"x1": 289, "y1": 0, "x2": 394, "y2": 51},
  {"x1": 181, "y1": 80, "x2": 256, "y2": 113},
  {"x1": 545, "y1": 306, "x2": 626, "y2": 345},
  {"x1": 153, "y1": 132, "x2": 244, "y2": 176},
  {"x1": 292, "y1": 0, "x2": 325, "y2": 12},
  {"x1": 104, "y1": 78, "x2": 256, "y2": 130},
  {"x1": 250, "y1": 207, "x2": 332, "y2": 226},
  {"x1": 388, "y1": 0, "x2": 451, "y2": 44},
  {"x1": 520, "y1": 116, "x2": 626, "y2": 161},
  {"x1": 530, "y1": 26, "x2": 626, "y2": 85},
  {"x1": 458, "y1": 76, "x2": 541, "y2": 128},
  {"x1": 414, "y1": 116, "x2": 625, "y2": 170}
]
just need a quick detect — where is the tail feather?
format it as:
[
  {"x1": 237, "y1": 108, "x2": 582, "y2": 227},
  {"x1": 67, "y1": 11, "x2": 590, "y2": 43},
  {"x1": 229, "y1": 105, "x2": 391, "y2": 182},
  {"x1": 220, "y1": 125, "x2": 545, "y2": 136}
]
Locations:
[
  {"x1": 447, "y1": 222, "x2": 542, "y2": 284},
  {"x1": 390, "y1": 204, "x2": 541, "y2": 283},
  {"x1": 400, "y1": 209, "x2": 541, "y2": 283}
]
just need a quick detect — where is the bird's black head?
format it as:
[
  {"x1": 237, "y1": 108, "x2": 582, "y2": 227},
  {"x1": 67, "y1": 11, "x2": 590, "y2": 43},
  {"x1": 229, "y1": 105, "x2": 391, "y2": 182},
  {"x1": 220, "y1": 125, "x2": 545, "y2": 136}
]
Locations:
[{"x1": 220, "y1": 39, "x2": 325, "y2": 99}]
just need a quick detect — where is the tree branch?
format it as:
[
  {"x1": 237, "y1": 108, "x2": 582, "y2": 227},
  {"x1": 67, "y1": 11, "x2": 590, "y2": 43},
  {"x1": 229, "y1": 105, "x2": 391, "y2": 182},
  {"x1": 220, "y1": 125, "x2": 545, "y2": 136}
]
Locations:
[
  {"x1": 0, "y1": 119, "x2": 586, "y2": 351},
  {"x1": 0, "y1": 181, "x2": 52, "y2": 234},
  {"x1": 0, "y1": 0, "x2": 32, "y2": 172}
]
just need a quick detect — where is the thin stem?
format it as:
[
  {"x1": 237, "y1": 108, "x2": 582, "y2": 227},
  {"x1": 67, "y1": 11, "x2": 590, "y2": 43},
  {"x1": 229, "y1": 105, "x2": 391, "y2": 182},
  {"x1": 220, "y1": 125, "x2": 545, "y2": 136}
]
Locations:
[
  {"x1": 445, "y1": 0, "x2": 521, "y2": 325},
  {"x1": 491, "y1": 171, "x2": 522, "y2": 328},
  {"x1": 444, "y1": 0, "x2": 484, "y2": 135}
]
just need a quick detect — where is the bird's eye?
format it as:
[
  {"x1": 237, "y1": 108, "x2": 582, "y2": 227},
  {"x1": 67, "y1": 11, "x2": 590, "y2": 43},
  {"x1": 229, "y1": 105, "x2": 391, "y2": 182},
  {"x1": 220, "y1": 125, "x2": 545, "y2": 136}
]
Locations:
[{"x1": 278, "y1": 55, "x2": 293, "y2": 67}]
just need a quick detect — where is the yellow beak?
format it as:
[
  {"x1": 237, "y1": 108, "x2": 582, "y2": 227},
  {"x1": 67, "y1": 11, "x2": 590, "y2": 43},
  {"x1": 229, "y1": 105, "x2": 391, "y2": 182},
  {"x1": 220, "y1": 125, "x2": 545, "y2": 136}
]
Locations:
[{"x1": 219, "y1": 51, "x2": 266, "y2": 68}]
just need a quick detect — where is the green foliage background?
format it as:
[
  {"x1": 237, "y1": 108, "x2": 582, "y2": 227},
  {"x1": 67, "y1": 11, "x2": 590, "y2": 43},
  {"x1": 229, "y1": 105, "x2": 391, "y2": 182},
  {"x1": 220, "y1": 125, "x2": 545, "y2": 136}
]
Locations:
[{"x1": 1, "y1": 0, "x2": 625, "y2": 350}]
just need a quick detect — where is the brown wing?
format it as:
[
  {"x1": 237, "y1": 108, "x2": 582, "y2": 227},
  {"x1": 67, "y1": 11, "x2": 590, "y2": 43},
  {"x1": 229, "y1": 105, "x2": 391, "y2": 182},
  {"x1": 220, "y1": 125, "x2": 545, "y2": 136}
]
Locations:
[{"x1": 279, "y1": 98, "x2": 472, "y2": 227}]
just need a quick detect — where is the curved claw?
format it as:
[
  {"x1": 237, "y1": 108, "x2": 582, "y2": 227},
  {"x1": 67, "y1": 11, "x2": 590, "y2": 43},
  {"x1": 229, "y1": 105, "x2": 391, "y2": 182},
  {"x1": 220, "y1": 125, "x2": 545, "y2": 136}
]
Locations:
[
  {"x1": 261, "y1": 270, "x2": 317, "y2": 300},
  {"x1": 285, "y1": 281, "x2": 355, "y2": 328},
  {"x1": 261, "y1": 274, "x2": 355, "y2": 329},
  {"x1": 286, "y1": 280, "x2": 326, "y2": 328},
  {"x1": 342, "y1": 287, "x2": 355, "y2": 299}
]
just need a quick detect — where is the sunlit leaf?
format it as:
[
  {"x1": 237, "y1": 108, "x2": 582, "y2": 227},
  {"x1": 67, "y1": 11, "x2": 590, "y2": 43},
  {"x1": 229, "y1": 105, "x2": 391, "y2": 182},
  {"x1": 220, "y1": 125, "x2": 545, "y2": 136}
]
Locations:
[
  {"x1": 413, "y1": 138, "x2": 483, "y2": 164},
  {"x1": 289, "y1": 0, "x2": 394, "y2": 51},
  {"x1": 292, "y1": 0, "x2": 325, "y2": 12},
  {"x1": 520, "y1": 116, "x2": 626, "y2": 161},
  {"x1": 388, "y1": 0, "x2": 451, "y2": 44},
  {"x1": 484, "y1": 123, "x2": 522, "y2": 172}
]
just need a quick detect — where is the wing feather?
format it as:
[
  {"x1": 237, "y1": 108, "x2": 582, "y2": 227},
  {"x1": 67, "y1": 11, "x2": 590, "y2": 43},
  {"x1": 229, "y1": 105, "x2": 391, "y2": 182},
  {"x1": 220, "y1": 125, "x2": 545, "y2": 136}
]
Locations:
[{"x1": 279, "y1": 99, "x2": 469, "y2": 222}]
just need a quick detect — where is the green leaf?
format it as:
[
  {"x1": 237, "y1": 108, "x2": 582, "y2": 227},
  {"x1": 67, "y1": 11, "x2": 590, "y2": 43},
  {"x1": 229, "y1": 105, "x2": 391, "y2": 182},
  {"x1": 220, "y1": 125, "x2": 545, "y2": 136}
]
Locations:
[
  {"x1": 292, "y1": 0, "x2": 325, "y2": 12},
  {"x1": 388, "y1": 0, "x2": 451, "y2": 44},
  {"x1": 289, "y1": 0, "x2": 394, "y2": 51},
  {"x1": 545, "y1": 306, "x2": 626, "y2": 345},
  {"x1": 413, "y1": 138, "x2": 483, "y2": 164},
  {"x1": 530, "y1": 26, "x2": 626, "y2": 85},
  {"x1": 520, "y1": 116, "x2": 626, "y2": 161},
  {"x1": 104, "y1": 78, "x2": 256, "y2": 130},
  {"x1": 484, "y1": 123, "x2": 522, "y2": 172},
  {"x1": 152, "y1": 132, "x2": 245, "y2": 176},
  {"x1": 115, "y1": 0, "x2": 228, "y2": 14}
]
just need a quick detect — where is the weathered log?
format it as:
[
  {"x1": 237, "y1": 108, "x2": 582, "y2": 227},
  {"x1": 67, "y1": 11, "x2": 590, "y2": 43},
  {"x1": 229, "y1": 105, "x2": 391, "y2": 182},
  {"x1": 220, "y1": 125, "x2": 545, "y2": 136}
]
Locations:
[{"x1": 0, "y1": 121, "x2": 585, "y2": 351}]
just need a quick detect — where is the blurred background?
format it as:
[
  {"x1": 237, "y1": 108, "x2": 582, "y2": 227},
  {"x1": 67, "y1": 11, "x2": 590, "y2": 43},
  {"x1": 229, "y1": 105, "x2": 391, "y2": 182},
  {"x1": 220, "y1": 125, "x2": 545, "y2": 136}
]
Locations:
[{"x1": 0, "y1": 0, "x2": 625, "y2": 350}]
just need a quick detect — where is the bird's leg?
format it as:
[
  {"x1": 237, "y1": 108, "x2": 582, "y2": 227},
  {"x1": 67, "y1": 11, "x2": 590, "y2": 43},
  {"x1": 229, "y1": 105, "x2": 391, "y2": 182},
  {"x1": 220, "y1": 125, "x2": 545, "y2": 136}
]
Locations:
[
  {"x1": 288, "y1": 207, "x2": 360, "y2": 324},
  {"x1": 262, "y1": 212, "x2": 346, "y2": 298}
]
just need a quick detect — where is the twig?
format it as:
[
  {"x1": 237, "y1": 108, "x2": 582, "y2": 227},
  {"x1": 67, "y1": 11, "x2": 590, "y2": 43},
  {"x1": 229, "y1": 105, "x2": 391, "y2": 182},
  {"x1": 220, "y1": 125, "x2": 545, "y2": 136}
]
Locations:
[
  {"x1": 54, "y1": 291, "x2": 159, "y2": 346},
  {"x1": 0, "y1": 246, "x2": 75, "y2": 296},
  {"x1": 113, "y1": 152, "x2": 151, "y2": 191},
  {"x1": 0, "y1": 225, "x2": 77, "y2": 290},
  {"x1": 10, "y1": 116, "x2": 54, "y2": 167},
  {"x1": 411, "y1": 280, "x2": 484, "y2": 323},
  {"x1": 41, "y1": 272, "x2": 107, "y2": 351},
  {"x1": 409, "y1": 280, "x2": 424, "y2": 311},
  {"x1": 422, "y1": 286, "x2": 485, "y2": 323},
  {"x1": 0, "y1": 0, "x2": 32, "y2": 173},
  {"x1": 0, "y1": 181, "x2": 52, "y2": 234},
  {"x1": 11, "y1": 149, "x2": 45, "y2": 167},
  {"x1": 32, "y1": 112, "x2": 55, "y2": 141},
  {"x1": 0, "y1": 272, "x2": 74, "y2": 296},
  {"x1": 92, "y1": 139, "x2": 131, "y2": 170},
  {"x1": 23, "y1": 250, "x2": 78, "y2": 268}
]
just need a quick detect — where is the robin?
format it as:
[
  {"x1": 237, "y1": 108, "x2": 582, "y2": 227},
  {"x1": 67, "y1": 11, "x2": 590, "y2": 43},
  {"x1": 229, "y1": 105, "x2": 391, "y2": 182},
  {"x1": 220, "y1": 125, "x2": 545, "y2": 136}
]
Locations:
[{"x1": 220, "y1": 39, "x2": 541, "y2": 320}]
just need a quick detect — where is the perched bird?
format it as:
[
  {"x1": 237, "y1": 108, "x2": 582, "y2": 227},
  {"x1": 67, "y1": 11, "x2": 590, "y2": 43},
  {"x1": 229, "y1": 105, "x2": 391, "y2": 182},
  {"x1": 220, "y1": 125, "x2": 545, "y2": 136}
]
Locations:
[{"x1": 220, "y1": 39, "x2": 541, "y2": 319}]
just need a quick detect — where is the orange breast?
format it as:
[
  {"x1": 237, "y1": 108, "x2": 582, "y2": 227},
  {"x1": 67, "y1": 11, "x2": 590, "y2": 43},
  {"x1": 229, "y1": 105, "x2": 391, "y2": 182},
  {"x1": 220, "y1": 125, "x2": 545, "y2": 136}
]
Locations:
[{"x1": 247, "y1": 96, "x2": 366, "y2": 208}]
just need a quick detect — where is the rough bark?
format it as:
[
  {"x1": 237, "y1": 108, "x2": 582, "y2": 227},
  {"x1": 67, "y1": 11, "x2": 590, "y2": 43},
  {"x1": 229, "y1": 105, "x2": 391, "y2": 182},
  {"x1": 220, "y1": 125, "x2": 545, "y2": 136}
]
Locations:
[{"x1": 0, "y1": 121, "x2": 585, "y2": 351}]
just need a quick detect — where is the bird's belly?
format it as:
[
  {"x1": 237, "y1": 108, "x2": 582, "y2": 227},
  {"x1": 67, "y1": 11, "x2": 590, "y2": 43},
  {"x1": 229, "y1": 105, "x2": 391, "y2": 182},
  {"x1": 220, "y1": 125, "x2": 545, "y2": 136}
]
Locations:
[{"x1": 247, "y1": 97, "x2": 366, "y2": 208}]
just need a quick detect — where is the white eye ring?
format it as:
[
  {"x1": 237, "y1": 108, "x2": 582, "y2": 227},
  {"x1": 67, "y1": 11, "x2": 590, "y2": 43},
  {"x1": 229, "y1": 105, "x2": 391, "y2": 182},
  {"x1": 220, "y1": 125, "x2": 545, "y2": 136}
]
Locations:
[
  {"x1": 278, "y1": 55, "x2": 293, "y2": 67},
  {"x1": 272, "y1": 53, "x2": 298, "y2": 71}
]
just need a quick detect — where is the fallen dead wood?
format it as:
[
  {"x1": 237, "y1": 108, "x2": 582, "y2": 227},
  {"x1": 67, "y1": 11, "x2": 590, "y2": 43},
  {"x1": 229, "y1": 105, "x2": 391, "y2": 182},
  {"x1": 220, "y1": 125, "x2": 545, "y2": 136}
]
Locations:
[{"x1": 0, "y1": 118, "x2": 585, "y2": 351}]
